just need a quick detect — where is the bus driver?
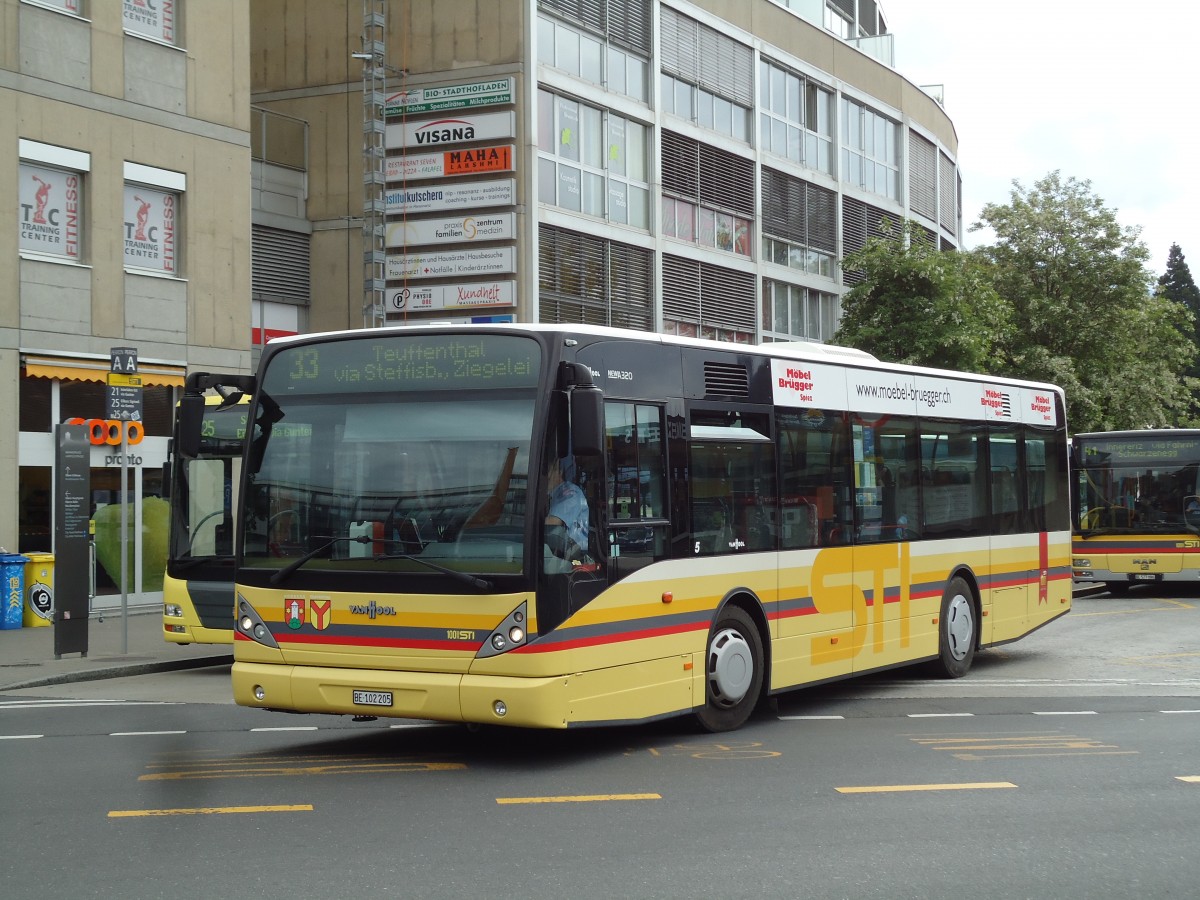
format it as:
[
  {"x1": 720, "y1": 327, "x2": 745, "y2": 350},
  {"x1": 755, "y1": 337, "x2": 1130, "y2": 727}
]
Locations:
[{"x1": 546, "y1": 454, "x2": 589, "y2": 561}]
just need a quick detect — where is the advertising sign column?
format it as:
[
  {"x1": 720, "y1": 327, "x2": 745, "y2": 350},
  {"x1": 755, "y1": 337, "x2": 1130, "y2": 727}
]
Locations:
[{"x1": 54, "y1": 423, "x2": 90, "y2": 658}]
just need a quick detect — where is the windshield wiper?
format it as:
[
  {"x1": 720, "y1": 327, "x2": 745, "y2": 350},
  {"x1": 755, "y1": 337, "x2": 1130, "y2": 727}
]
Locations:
[
  {"x1": 374, "y1": 549, "x2": 494, "y2": 592},
  {"x1": 171, "y1": 555, "x2": 230, "y2": 573},
  {"x1": 269, "y1": 534, "x2": 495, "y2": 591},
  {"x1": 269, "y1": 534, "x2": 370, "y2": 585}
]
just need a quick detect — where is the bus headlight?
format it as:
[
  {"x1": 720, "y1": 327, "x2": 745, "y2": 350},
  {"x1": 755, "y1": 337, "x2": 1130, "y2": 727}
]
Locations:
[
  {"x1": 236, "y1": 595, "x2": 280, "y2": 649},
  {"x1": 493, "y1": 700, "x2": 508, "y2": 717},
  {"x1": 476, "y1": 601, "x2": 530, "y2": 659},
  {"x1": 1073, "y1": 558, "x2": 1090, "y2": 568},
  {"x1": 164, "y1": 604, "x2": 184, "y2": 618}
]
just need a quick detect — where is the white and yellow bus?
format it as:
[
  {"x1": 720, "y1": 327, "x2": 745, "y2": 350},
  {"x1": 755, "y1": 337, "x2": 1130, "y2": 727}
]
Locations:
[
  {"x1": 182, "y1": 325, "x2": 1071, "y2": 731},
  {"x1": 162, "y1": 377, "x2": 252, "y2": 644},
  {"x1": 1072, "y1": 428, "x2": 1200, "y2": 592}
]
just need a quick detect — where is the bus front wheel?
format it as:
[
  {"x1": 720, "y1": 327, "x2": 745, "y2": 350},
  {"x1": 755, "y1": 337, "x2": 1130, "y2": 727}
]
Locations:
[
  {"x1": 695, "y1": 605, "x2": 764, "y2": 732},
  {"x1": 930, "y1": 576, "x2": 977, "y2": 679}
]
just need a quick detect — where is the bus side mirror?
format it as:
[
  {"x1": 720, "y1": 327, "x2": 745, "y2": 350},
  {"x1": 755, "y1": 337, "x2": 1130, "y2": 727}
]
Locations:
[
  {"x1": 176, "y1": 393, "x2": 205, "y2": 459},
  {"x1": 570, "y1": 385, "x2": 604, "y2": 457}
]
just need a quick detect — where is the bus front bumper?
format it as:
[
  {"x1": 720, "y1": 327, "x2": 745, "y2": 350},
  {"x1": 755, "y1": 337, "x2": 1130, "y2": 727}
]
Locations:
[{"x1": 232, "y1": 661, "x2": 573, "y2": 729}]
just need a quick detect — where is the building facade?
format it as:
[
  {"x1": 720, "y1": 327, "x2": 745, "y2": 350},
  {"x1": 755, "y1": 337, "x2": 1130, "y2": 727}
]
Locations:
[
  {"x1": 249, "y1": 0, "x2": 960, "y2": 342},
  {"x1": 2, "y1": 0, "x2": 961, "y2": 607},
  {"x1": 2, "y1": 0, "x2": 252, "y2": 599}
]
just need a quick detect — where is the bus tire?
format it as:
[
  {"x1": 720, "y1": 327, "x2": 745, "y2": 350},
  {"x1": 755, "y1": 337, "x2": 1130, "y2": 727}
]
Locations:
[
  {"x1": 930, "y1": 576, "x2": 977, "y2": 679},
  {"x1": 695, "y1": 605, "x2": 764, "y2": 732}
]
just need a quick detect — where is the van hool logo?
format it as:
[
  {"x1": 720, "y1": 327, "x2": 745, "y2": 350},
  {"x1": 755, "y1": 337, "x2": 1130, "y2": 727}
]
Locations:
[{"x1": 349, "y1": 601, "x2": 397, "y2": 619}]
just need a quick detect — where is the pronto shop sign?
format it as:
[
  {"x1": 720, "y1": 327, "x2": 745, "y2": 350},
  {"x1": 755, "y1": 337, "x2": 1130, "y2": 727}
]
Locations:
[
  {"x1": 385, "y1": 213, "x2": 514, "y2": 248},
  {"x1": 387, "y1": 111, "x2": 515, "y2": 150},
  {"x1": 388, "y1": 281, "x2": 515, "y2": 313},
  {"x1": 770, "y1": 360, "x2": 1060, "y2": 426},
  {"x1": 385, "y1": 77, "x2": 514, "y2": 117},
  {"x1": 386, "y1": 145, "x2": 514, "y2": 182}
]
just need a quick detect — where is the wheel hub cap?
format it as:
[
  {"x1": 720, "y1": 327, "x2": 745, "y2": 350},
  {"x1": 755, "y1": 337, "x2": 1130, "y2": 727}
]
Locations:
[{"x1": 708, "y1": 627, "x2": 753, "y2": 706}]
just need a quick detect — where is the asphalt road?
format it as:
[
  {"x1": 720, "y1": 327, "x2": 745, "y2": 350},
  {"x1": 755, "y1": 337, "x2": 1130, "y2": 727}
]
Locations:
[{"x1": 2, "y1": 586, "x2": 1198, "y2": 899}]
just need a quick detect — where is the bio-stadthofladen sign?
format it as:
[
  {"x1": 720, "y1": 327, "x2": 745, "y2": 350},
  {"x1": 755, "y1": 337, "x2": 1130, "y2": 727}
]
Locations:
[{"x1": 385, "y1": 77, "x2": 514, "y2": 117}]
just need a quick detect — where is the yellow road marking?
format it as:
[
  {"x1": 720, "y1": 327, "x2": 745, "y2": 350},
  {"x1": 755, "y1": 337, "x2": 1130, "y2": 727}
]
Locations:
[
  {"x1": 953, "y1": 750, "x2": 1138, "y2": 761},
  {"x1": 496, "y1": 793, "x2": 662, "y2": 805},
  {"x1": 836, "y1": 782, "x2": 1015, "y2": 795},
  {"x1": 109, "y1": 804, "x2": 312, "y2": 818},
  {"x1": 910, "y1": 733, "x2": 1133, "y2": 760},
  {"x1": 1177, "y1": 776, "x2": 1200, "y2": 783}
]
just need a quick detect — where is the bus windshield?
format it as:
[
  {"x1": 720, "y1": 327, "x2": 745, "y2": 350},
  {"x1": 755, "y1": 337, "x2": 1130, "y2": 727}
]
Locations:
[
  {"x1": 168, "y1": 400, "x2": 247, "y2": 568},
  {"x1": 242, "y1": 333, "x2": 542, "y2": 580},
  {"x1": 1076, "y1": 433, "x2": 1200, "y2": 534}
]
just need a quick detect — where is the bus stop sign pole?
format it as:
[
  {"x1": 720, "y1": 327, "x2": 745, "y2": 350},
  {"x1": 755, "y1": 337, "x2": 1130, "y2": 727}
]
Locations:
[{"x1": 109, "y1": 347, "x2": 141, "y2": 655}]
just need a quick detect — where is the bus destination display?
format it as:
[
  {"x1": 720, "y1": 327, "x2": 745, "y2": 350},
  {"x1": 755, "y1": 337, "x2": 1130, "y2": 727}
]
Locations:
[
  {"x1": 1082, "y1": 436, "x2": 1200, "y2": 466},
  {"x1": 267, "y1": 334, "x2": 542, "y2": 394}
]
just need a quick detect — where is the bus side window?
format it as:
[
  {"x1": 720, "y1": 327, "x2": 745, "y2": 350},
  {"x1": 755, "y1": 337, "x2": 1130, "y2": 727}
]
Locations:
[
  {"x1": 776, "y1": 409, "x2": 852, "y2": 549},
  {"x1": 688, "y1": 410, "x2": 775, "y2": 555},
  {"x1": 604, "y1": 401, "x2": 669, "y2": 576}
]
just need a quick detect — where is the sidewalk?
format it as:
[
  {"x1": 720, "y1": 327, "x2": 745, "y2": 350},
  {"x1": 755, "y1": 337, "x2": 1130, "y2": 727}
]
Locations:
[{"x1": 0, "y1": 606, "x2": 231, "y2": 691}]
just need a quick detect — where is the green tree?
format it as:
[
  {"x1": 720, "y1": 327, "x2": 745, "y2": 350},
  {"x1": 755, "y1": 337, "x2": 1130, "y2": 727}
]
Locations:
[
  {"x1": 1159, "y1": 243, "x2": 1200, "y2": 315},
  {"x1": 832, "y1": 221, "x2": 1009, "y2": 373},
  {"x1": 973, "y1": 171, "x2": 1196, "y2": 432},
  {"x1": 1157, "y1": 243, "x2": 1200, "y2": 382}
]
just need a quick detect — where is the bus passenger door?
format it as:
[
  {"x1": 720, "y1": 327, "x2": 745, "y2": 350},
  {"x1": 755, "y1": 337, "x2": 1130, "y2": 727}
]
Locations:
[
  {"x1": 850, "y1": 415, "x2": 923, "y2": 672},
  {"x1": 775, "y1": 409, "x2": 855, "y2": 685},
  {"x1": 604, "y1": 401, "x2": 671, "y2": 581},
  {"x1": 988, "y1": 427, "x2": 1028, "y2": 641}
]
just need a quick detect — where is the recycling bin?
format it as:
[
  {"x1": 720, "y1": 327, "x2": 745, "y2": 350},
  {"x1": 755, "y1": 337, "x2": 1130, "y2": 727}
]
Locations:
[
  {"x1": 0, "y1": 553, "x2": 29, "y2": 630},
  {"x1": 23, "y1": 553, "x2": 54, "y2": 628}
]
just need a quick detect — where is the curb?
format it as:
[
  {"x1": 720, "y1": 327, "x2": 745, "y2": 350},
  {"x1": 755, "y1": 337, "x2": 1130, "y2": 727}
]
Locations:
[{"x1": 0, "y1": 654, "x2": 232, "y2": 692}]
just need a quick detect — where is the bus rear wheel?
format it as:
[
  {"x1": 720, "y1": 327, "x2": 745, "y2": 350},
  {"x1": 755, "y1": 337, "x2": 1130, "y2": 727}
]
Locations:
[
  {"x1": 695, "y1": 606, "x2": 763, "y2": 732},
  {"x1": 930, "y1": 576, "x2": 977, "y2": 679}
]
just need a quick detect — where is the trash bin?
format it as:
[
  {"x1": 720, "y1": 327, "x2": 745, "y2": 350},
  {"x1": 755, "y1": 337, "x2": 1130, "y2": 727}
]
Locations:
[
  {"x1": 0, "y1": 553, "x2": 29, "y2": 630},
  {"x1": 23, "y1": 553, "x2": 54, "y2": 628}
]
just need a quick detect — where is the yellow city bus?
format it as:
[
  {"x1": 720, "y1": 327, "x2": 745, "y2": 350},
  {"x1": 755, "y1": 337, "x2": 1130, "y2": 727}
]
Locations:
[
  {"x1": 1072, "y1": 429, "x2": 1200, "y2": 592},
  {"x1": 182, "y1": 325, "x2": 1072, "y2": 731},
  {"x1": 162, "y1": 377, "x2": 253, "y2": 644}
]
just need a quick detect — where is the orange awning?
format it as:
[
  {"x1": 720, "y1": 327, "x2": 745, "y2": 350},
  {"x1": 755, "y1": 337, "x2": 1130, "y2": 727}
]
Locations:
[{"x1": 23, "y1": 356, "x2": 186, "y2": 387}]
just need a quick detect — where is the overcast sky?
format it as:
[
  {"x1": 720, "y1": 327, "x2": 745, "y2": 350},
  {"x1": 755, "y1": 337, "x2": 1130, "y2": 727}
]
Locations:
[{"x1": 882, "y1": 0, "x2": 1198, "y2": 273}]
